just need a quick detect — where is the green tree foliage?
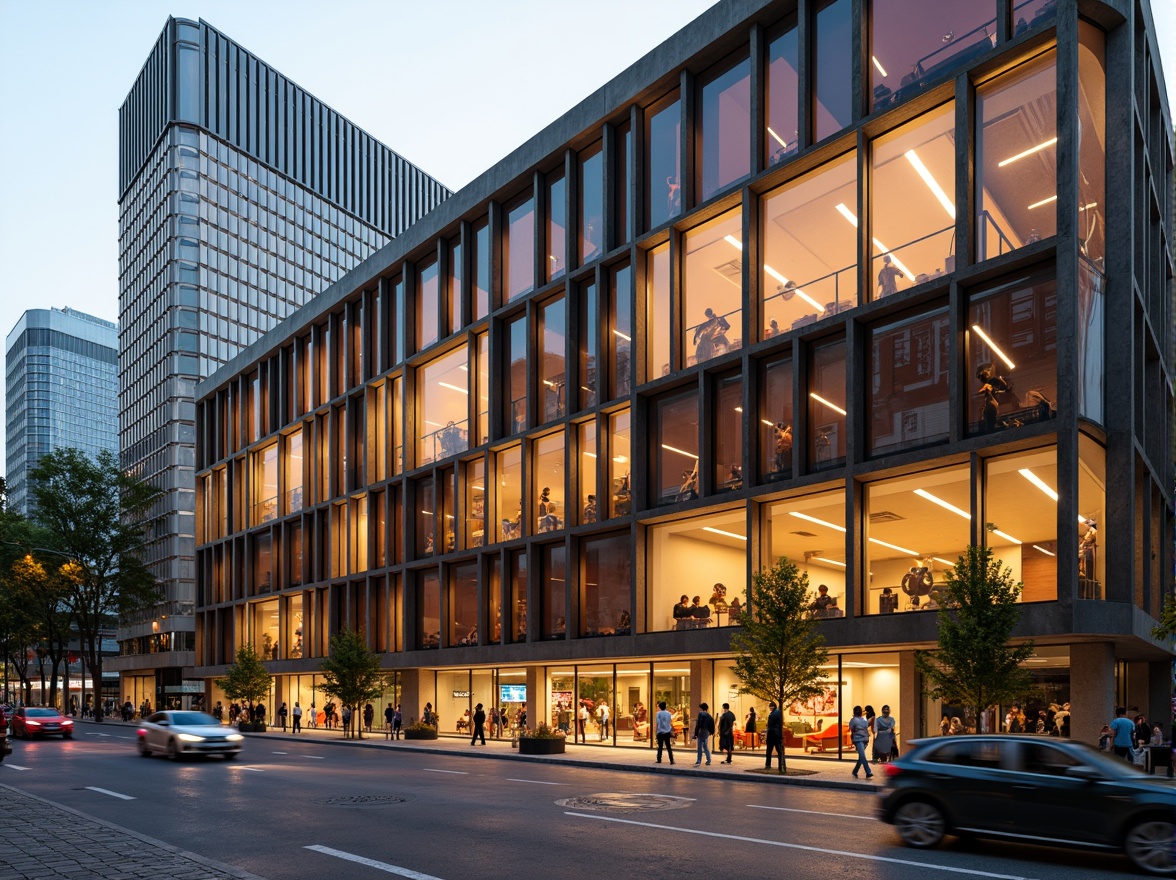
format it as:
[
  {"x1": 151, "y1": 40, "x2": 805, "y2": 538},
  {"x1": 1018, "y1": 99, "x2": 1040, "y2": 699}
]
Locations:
[
  {"x1": 317, "y1": 628, "x2": 389, "y2": 739},
  {"x1": 29, "y1": 448, "x2": 161, "y2": 720},
  {"x1": 1153, "y1": 592, "x2": 1176, "y2": 641},
  {"x1": 915, "y1": 546, "x2": 1034, "y2": 721},
  {"x1": 730, "y1": 557, "x2": 829, "y2": 772},
  {"x1": 10, "y1": 550, "x2": 74, "y2": 708},
  {"x1": 215, "y1": 644, "x2": 273, "y2": 710}
]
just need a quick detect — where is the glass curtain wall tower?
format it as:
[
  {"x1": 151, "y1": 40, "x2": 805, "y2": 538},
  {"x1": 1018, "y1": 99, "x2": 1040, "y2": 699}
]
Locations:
[{"x1": 115, "y1": 17, "x2": 449, "y2": 707}]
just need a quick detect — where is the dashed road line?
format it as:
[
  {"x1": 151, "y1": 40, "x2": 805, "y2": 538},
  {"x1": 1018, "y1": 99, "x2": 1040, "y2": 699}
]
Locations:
[
  {"x1": 305, "y1": 844, "x2": 445, "y2": 879},
  {"x1": 85, "y1": 786, "x2": 135, "y2": 800}
]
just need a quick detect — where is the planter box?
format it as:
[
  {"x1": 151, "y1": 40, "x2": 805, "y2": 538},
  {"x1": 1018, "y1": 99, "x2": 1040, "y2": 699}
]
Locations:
[
  {"x1": 518, "y1": 737, "x2": 566, "y2": 755},
  {"x1": 238, "y1": 722, "x2": 267, "y2": 732},
  {"x1": 403, "y1": 728, "x2": 438, "y2": 740}
]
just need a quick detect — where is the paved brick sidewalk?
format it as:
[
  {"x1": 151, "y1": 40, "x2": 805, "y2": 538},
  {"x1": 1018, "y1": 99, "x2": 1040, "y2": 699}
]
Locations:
[{"x1": 0, "y1": 783, "x2": 267, "y2": 880}]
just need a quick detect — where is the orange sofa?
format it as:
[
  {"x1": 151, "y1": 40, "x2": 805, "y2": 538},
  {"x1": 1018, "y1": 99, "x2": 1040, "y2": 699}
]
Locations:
[{"x1": 801, "y1": 722, "x2": 852, "y2": 752}]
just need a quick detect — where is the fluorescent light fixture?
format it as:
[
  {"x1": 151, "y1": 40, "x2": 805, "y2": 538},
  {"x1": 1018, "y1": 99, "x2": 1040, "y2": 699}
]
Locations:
[
  {"x1": 914, "y1": 488, "x2": 971, "y2": 520},
  {"x1": 437, "y1": 381, "x2": 468, "y2": 394},
  {"x1": 789, "y1": 511, "x2": 846, "y2": 532},
  {"x1": 764, "y1": 263, "x2": 826, "y2": 313},
  {"x1": 835, "y1": 202, "x2": 858, "y2": 227},
  {"x1": 905, "y1": 150, "x2": 955, "y2": 218},
  {"x1": 703, "y1": 527, "x2": 747, "y2": 541},
  {"x1": 932, "y1": 557, "x2": 956, "y2": 567},
  {"x1": 812, "y1": 556, "x2": 846, "y2": 568},
  {"x1": 543, "y1": 379, "x2": 557, "y2": 388},
  {"x1": 1018, "y1": 468, "x2": 1057, "y2": 502},
  {"x1": 661, "y1": 444, "x2": 699, "y2": 460},
  {"x1": 869, "y1": 537, "x2": 919, "y2": 556},
  {"x1": 424, "y1": 420, "x2": 443, "y2": 428},
  {"x1": 613, "y1": 329, "x2": 632, "y2": 342},
  {"x1": 809, "y1": 392, "x2": 846, "y2": 416},
  {"x1": 613, "y1": 455, "x2": 627, "y2": 463},
  {"x1": 583, "y1": 451, "x2": 597, "y2": 459},
  {"x1": 1027, "y1": 194, "x2": 1057, "y2": 210},
  {"x1": 998, "y1": 136, "x2": 1058, "y2": 167},
  {"x1": 767, "y1": 127, "x2": 789, "y2": 150},
  {"x1": 871, "y1": 55, "x2": 888, "y2": 77},
  {"x1": 724, "y1": 234, "x2": 743, "y2": 251},
  {"x1": 1032, "y1": 544, "x2": 1056, "y2": 557},
  {"x1": 970, "y1": 324, "x2": 1015, "y2": 369},
  {"x1": 833, "y1": 204, "x2": 914, "y2": 280},
  {"x1": 761, "y1": 419, "x2": 774, "y2": 427},
  {"x1": 991, "y1": 528, "x2": 1022, "y2": 545}
]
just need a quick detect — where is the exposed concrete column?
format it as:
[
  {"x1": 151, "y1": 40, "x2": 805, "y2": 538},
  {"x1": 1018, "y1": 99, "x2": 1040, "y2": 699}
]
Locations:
[
  {"x1": 690, "y1": 658, "x2": 714, "y2": 722},
  {"x1": 1070, "y1": 642, "x2": 1115, "y2": 745},
  {"x1": 1147, "y1": 661, "x2": 1172, "y2": 733},
  {"x1": 399, "y1": 668, "x2": 430, "y2": 727},
  {"x1": 898, "y1": 651, "x2": 922, "y2": 745},
  {"x1": 526, "y1": 665, "x2": 545, "y2": 732}
]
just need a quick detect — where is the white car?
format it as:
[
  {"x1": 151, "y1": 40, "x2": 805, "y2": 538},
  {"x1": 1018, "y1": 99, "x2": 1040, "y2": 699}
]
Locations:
[{"x1": 137, "y1": 711, "x2": 243, "y2": 760}]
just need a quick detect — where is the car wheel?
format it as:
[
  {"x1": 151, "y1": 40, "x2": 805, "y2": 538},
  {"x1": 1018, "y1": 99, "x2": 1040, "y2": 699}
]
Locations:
[
  {"x1": 1124, "y1": 818, "x2": 1176, "y2": 876},
  {"x1": 894, "y1": 799, "x2": 947, "y2": 848},
  {"x1": 63, "y1": 732, "x2": 72, "y2": 740},
  {"x1": 224, "y1": 752, "x2": 238, "y2": 760},
  {"x1": 138, "y1": 738, "x2": 152, "y2": 757},
  {"x1": 21, "y1": 729, "x2": 30, "y2": 741},
  {"x1": 168, "y1": 739, "x2": 181, "y2": 761}
]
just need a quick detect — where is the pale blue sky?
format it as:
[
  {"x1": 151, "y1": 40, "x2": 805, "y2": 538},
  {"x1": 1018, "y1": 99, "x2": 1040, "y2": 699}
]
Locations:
[{"x1": 0, "y1": 0, "x2": 1172, "y2": 470}]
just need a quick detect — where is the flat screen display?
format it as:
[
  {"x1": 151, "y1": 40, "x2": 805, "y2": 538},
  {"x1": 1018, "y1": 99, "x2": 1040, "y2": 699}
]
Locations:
[{"x1": 499, "y1": 684, "x2": 527, "y2": 703}]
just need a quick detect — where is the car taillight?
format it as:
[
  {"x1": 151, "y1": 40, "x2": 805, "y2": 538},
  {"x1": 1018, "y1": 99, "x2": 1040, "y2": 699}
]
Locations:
[
  {"x1": 137, "y1": 728, "x2": 147, "y2": 736},
  {"x1": 883, "y1": 762, "x2": 903, "y2": 777}
]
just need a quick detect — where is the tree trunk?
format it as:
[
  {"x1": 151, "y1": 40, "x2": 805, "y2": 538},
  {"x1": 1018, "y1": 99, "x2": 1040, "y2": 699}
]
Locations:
[{"x1": 85, "y1": 636, "x2": 103, "y2": 722}]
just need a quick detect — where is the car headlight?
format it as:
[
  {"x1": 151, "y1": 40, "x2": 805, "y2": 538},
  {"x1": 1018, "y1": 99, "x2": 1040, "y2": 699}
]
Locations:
[
  {"x1": 61, "y1": 719, "x2": 73, "y2": 726},
  {"x1": 226, "y1": 733, "x2": 244, "y2": 742},
  {"x1": 177, "y1": 733, "x2": 206, "y2": 742}
]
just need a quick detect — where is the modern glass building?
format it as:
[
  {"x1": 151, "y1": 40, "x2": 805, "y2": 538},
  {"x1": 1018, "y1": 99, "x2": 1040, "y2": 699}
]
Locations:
[
  {"x1": 193, "y1": 0, "x2": 1173, "y2": 753},
  {"x1": 115, "y1": 17, "x2": 450, "y2": 708},
  {"x1": 4, "y1": 308, "x2": 118, "y2": 518}
]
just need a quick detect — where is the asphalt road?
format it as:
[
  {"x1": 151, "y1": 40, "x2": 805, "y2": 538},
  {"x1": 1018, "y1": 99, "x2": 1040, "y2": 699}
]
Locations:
[{"x1": 2, "y1": 730, "x2": 1146, "y2": 880}]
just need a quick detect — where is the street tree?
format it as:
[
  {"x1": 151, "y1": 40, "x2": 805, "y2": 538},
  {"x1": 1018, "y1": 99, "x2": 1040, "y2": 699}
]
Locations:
[
  {"x1": 317, "y1": 628, "x2": 389, "y2": 739},
  {"x1": 10, "y1": 551, "x2": 74, "y2": 709},
  {"x1": 29, "y1": 448, "x2": 161, "y2": 721},
  {"x1": 730, "y1": 556, "x2": 829, "y2": 772},
  {"x1": 1153, "y1": 593, "x2": 1175, "y2": 641},
  {"x1": 215, "y1": 644, "x2": 273, "y2": 724},
  {"x1": 915, "y1": 545, "x2": 1034, "y2": 729}
]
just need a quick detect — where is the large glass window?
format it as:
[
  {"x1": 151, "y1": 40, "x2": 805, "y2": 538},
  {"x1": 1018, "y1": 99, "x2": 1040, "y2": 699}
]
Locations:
[
  {"x1": 865, "y1": 466, "x2": 970, "y2": 614},
  {"x1": 1078, "y1": 434, "x2": 1105, "y2": 599},
  {"x1": 417, "y1": 260, "x2": 439, "y2": 351},
  {"x1": 448, "y1": 562, "x2": 478, "y2": 647},
  {"x1": 699, "y1": 57, "x2": 751, "y2": 200},
  {"x1": 447, "y1": 238, "x2": 463, "y2": 336},
  {"x1": 487, "y1": 557, "x2": 503, "y2": 644},
  {"x1": 505, "y1": 194, "x2": 535, "y2": 301},
  {"x1": 868, "y1": 307, "x2": 950, "y2": 456},
  {"x1": 251, "y1": 533, "x2": 273, "y2": 594},
  {"x1": 1077, "y1": 261, "x2": 1104, "y2": 425},
  {"x1": 580, "y1": 144, "x2": 604, "y2": 263},
  {"x1": 609, "y1": 410, "x2": 631, "y2": 519},
  {"x1": 251, "y1": 599, "x2": 279, "y2": 658},
  {"x1": 649, "y1": 510, "x2": 746, "y2": 631},
  {"x1": 497, "y1": 446, "x2": 523, "y2": 542},
  {"x1": 814, "y1": 0, "x2": 853, "y2": 142},
  {"x1": 284, "y1": 594, "x2": 303, "y2": 659},
  {"x1": 766, "y1": 23, "x2": 799, "y2": 166},
  {"x1": 473, "y1": 219, "x2": 491, "y2": 320},
  {"x1": 808, "y1": 339, "x2": 847, "y2": 468},
  {"x1": 417, "y1": 345, "x2": 469, "y2": 466},
  {"x1": 510, "y1": 551, "x2": 527, "y2": 642},
  {"x1": 609, "y1": 263, "x2": 633, "y2": 400},
  {"x1": 646, "y1": 94, "x2": 682, "y2": 229},
  {"x1": 577, "y1": 666, "x2": 614, "y2": 742},
  {"x1": 582, "y1": 533, "x2": 631, "y2": 637},
  {"x1": 506, "y1": 314, "x2": 527, "y2": 434},
  {"x1": 252, "y1": 443, "x2": 278, "y2": 526},
  {"x1": 464, "y1": 457, "x2": 486, "y2": 549},
  {"x1": 540, "y1": 545, "x2": 567, "y2": 640},
  {"x1": 579, "y1": 278, "x2": 598, "y2": 410},
  {"x1": 1077, "y1": 22, "x2": 1106, "y2": 265},
  {"x1": 416, "y1": 570, "x2": 440, "y2": 649},
  {"x1": 986, "y1": 447, "x2": 1058, "y2": 602},
  {"x1": 763, "y1": 491, "x2": 847, "y2": 614},
  {"x1": 870, "y1": 1, "x2": 997, "y2": 111},
  {"x1": 653, "y1": 390, "x2": 699, "y2": 506},
  {"x1": 416, "y1": 476, "x2": 436, "y2": 558},
  {"x1": 761, "y1": 151, "x2": 857, "y2": 338},
  {"x1": 547, "y1": 173, "x2": 566, "y2": 282},
  {"x1": 976, "y1": 50, "x2": 1057, "y2": 261},
  {"x1": 684, "y1": 209, "x2": 742, "y2": 366},
  {"x1": 615, "y1": 122, "x2": 632, "y2": 245},
  {"x1": 538, "y1": 296, "x2": 567, "y2": 423},
  {"x1": 714, "y1": 374, "x2": 743, "y2": 493},
  {"x1": 871, "y1": 104, "x2": 956, "y2": 296},
  {"x1": 646, "y1": 245, "x2": 671, "y2": 379},
  {"x1": 966, "y1": 274, "x2": 1057, "y2": 436},
  {"x1": 578, "y1": 420, "x2": 598, "y2": 526},
  {"x1": 760, "y1": 357, "x2": 794, "y2": 482},
  {"x1": 533, "y1": 433, "x2": 566, "y2": 535}
]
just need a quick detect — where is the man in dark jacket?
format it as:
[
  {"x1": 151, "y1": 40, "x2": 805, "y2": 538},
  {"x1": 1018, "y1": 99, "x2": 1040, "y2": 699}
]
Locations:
[
  {"x1": 765, "y1": 702, "x2": 784, "y2": 772},
  {"x1": 471, "y1": 703, "x2": 487, "y2": 746},
  {"x1": 718, "y1": 703, "x2": 737, "y2": 763},
  {"x1": 693, "y1": 702, "x2": 715, "y2": 766}
]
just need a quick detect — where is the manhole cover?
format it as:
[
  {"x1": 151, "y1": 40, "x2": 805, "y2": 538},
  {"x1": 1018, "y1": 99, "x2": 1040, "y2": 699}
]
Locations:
[
  {"x1": 316, "y1": 795, "x2": 408, "y2": 808},
  {"x1": 556, "y1": 793, "x2": 692, "y2": 813}
]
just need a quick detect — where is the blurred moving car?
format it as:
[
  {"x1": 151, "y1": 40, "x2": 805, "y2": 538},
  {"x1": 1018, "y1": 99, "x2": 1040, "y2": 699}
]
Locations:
[
  {"x1": 0, "y1": 705, "x2": 11, "y2": 762},
  {"x1": 137, "y1": 711, "x2": 243, "y2": 760},
  {"x1": 878, "y1": 734, "x2": 1176, "y2": 876},
  {"x1": 12, "y1": 707, "x2": 73, "y2": 740}
]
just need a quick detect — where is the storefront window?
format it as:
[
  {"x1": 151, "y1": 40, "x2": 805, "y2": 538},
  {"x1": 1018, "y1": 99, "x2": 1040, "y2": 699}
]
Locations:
[
  {"x1": 766, "y1": 22, "x2": 799, "y2": 166},
  {"x1": 1077, "y1": 23, "x2": 1106, "y2": 265},
  {"x1": 684, "y1": 209, "x2": 742, "y2": 366},
  {"x1": 251, "y1": 599, "x2": 279, "y2": 659},
  {"x1": 986, "y1": 447, "x2": 1058, "y2": 602},
  {"x1": 865, "y1": 465, "x2": 969, "y2": 614},
  {"x1": 473, "y1": 219, "x2": 490, "y2": 320},
  {"x1": 582, "y1": 533, "x2": 631, "y2": 637},
  {"x1": 578, "y1": 420, "x2": 598, "y2": 526},
  {"x1": 699, "y1": 57, "x2": 751, "y2": 200},
  {"x1": 871, "y1": 104, "x2": 956, "y2": 297},
  {"x1": 547, "y1": 172, "x2": 566, "y2": 282},
  {"x1": 653, "y1": 663, "x2": 691, "y2": 736},
  {"x1": 417, "y1": 570, "x2": 440, "y2": 649},
  {"x1": 761, "y1": 152, "x2": 857, "y2": 338},
  {"x1": 646, "y1": 244, "x2": 671, "y2": 379},
  {"x1": 763, "y1": 491, "x2": 847, "y2": 615},
  {"x1": 870, "y1": 1, "x2": 997, "y2": 111},
  {"x1": 509, "y1": 551, "x2": 527, "y2": 642},
  {"x1": 649, "y1": 510, "x2": 746, "y2": 631},
  {"x1": 540, "y1": 544, "x2": 567, "y2": 640},
  {"x1": 652, "y1": 389, "x2": 699, "y2": 506},
  {"x1": 966, "y1": 273, "x2": 1057, "y2": 436},
  {"x1": 417, "y1": 345, "x2": 469, "y2": 466},
  {"x1": 868, "y1": 307, "x2": 950, "y2": 456},
  {"x1": 505, "y1": 194, "x2": 535, "y2": 301},
  {"x1": 464, "y1": 457, "x2": 485, "y2": 549},
  {"x1": 496, "y1": 446, "x2": 523, "y2": 542},
  {"x1": 533, "y1": 432, "x2": 565, "y2": 535},
  {"x1": 646, "y1": 93, "x2": 681, "y2": 229},
  {"x1": 538, "y1": 296, "x2": 567, "y2": 423},
  {"x1": 714, "y1": 374, "x2": 743, "y2": 493},
  {"x1": 760, "y1": 357, "x2": 793, "y2": 482},
  {"x1": 808, "y1": 339, "x2": 847, "y2": 469},
  {"x1": 577, "y1": 665, "x2": 615, "y2": 743},
  {"x1": 580, "y1": 278, "x2": 598, "y2": 410},
  {"x1": 284, "y1": 430, "x2": 303, "y2": 514},
  {"x1": 448, "y1": 562, "x2": 478, "y2": 647},
  {"x1": 609, "y1": 263, "x2": 633, "y2": 400},
  {"x1": 580, "y1": 144, "x2": 604, "y2": 263},
  {"x1": 814, "y1": 0, "x2": 853, "y2": 142},
  {"x1": 614, "y1": 663, "x2": 650, "y2": 747},
  {"x1": 609, "y1": 409, "x2": 631, "y2": 519},
  {"x1": 976, "y1": 50, "x2": 1057, "y2": 261},
  {"x1": 506, "y1": 314, "x2": 527, "y2": 434},
  {"x1": 499, "y1": 669, "x2": 527, "y2": 725},
  {"x1": 1078, "y1": 435, "x2": 1105, "y2": 600}
]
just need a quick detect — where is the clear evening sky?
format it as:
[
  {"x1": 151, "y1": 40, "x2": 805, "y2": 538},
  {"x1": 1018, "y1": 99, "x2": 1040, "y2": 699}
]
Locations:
[{"x1": 0, "y1": 0, "x2": 1172, "y2": 471}]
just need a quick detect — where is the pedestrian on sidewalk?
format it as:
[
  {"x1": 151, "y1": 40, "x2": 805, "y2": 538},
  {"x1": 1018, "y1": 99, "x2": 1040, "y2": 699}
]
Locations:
[
  {"x1": 393, "y1": 704, "x2": 403, "y2": 739},
  {"x1": 693, "y1": 702, "x2": 715, "y2": 766},
  {"x1": 655, "y1": 701, "x2": 675, "y2": 764},
  {"x1": 471, "y1": 703, "x2": 487, "y2": 745},
  {"x1": 577, "y1": 701, "x2": 589, "y2": 743},
  {"x1": 292, "y1": 702, "x2": 302, "y2": 733},
  {"x1": 277, "y1": 702, "x2": 288, "y2": 731},
  {"x1": 364, "y1": 702, "x2": 375, "y2": 733},
  {"x1": 342, "y1": 705, "x2": 353, "y2": 736},
  {"x1": 764, "y1": 702, "x2": 784, "y2": 772},
  {"x1": 384, "y1": 704, "x2": 395, "y2": 739},
  {"x1": 718, "y1": 703, "x2": 736, "y2": 763},
  {"x1": 850, "y1": 705, "x2": 873, "y2": 779},
  {"x1": 308, "y1": 702, "x2": 317, "y2": 728}
]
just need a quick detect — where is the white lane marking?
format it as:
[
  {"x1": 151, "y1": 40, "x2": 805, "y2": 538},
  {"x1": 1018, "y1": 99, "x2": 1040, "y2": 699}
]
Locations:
[
  {"x1": 748, "y1": 803, "x2": 873, "y2": 821},
  {"x1": 564, "y1": 813, "x2": 1036, "y2": 880},
  {"x1": 4, "y1": 764, "x2": 30, "y2": 771},
  {"x1": 423, "y1": 768, "x2": 467, "y2": 775},
  {"x1": 85, "y1": 786, "x2": 135, "y2": 800},
  {"x1": 272, "y1": 751, "x2": 288, "y2": 754},
  {"x1": 236, "y1": 767, "x2": 264, "y2": 772},
  {"x1": 506, "y1": 778, "x2": 565, "y2": 786},
  {"x1": 305, "y1": 844, "x2": 444, "y2": 879},
  {"x1": 301, "y1": 755, "x2": 325, "y2": 760}
]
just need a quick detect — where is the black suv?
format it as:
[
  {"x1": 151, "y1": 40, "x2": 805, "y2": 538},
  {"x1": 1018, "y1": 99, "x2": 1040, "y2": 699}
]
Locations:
[{"x1": 878, "y1": 734, "x2": 1176, "y2": 876}]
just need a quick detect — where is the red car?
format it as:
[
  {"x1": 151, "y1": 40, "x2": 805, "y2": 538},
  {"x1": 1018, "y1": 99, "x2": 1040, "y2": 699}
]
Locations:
[{"x1": 12, "y1": 707, "x2": 74, "y2": 740}]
